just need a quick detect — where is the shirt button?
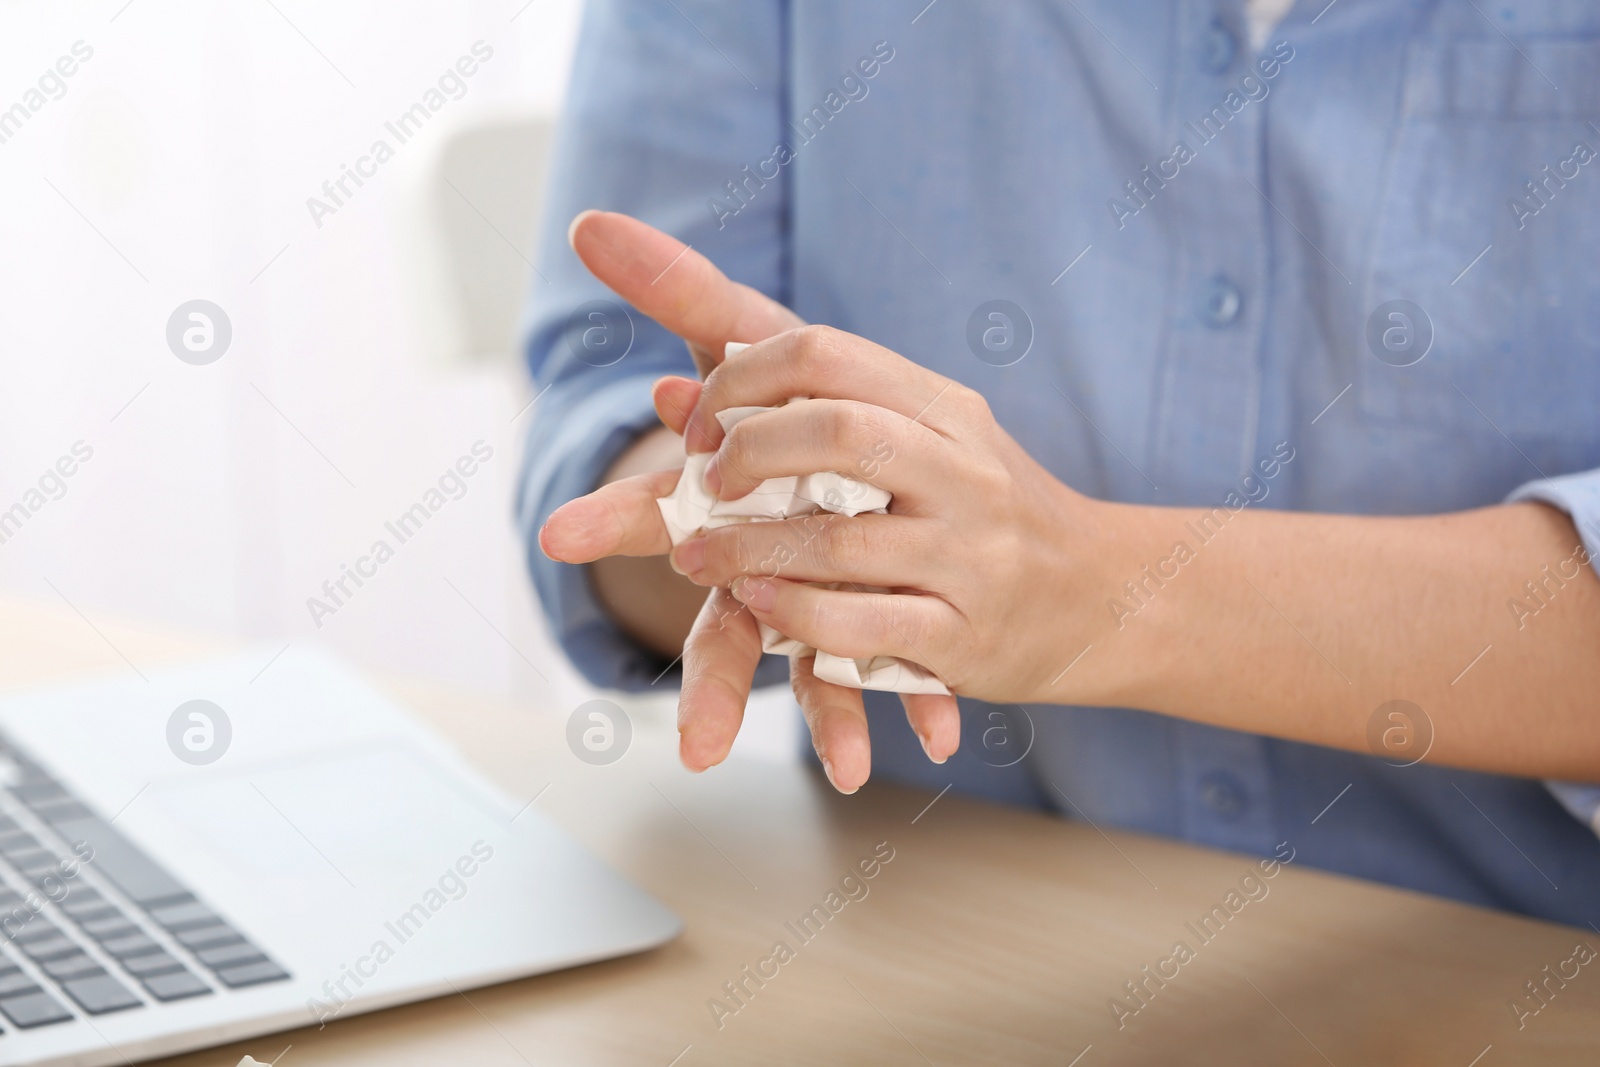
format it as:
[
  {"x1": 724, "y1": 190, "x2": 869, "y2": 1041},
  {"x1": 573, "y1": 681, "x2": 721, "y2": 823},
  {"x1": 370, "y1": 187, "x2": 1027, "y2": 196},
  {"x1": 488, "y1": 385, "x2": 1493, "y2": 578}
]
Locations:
[
  {"x1": 1198, "y1": 771, "x2": 1248, "y2": 818},
  {"x1": 1200, "y1": 275, "x2": 1243, "y2": 327},
  {"x1": 1204, "y1": 20, "x2": 1237, "y2": 72}
]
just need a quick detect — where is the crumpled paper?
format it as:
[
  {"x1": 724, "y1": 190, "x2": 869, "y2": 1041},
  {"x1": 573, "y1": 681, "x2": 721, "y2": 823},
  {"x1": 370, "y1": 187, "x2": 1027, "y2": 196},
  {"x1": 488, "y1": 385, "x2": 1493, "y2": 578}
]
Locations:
[{"x1": 657, "y1": 343, "x2": 950, "y2": 696}]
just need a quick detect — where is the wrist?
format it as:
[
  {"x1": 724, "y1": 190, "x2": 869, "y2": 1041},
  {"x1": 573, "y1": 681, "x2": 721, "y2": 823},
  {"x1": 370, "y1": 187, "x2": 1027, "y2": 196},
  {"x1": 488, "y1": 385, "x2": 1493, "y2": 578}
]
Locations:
[{"x1": 1032, "y1": 495, "x2": 1184, "y2": 708}]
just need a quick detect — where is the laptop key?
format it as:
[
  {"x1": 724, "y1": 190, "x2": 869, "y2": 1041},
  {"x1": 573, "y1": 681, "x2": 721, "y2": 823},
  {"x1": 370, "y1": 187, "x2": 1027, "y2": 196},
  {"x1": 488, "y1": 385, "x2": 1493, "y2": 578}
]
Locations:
[
  {"x1": 0, "y1": 990, "x2": 73, "y2": 1028},
  {"x1": 214, "y1": 960, "x2": 290, "y2": 988},
  {"x1": 48, "y1": 817, "x2": 189, "y2": 906},
  {"x1": 7, "y1": 917, "x2": 59, "y2": 944},
  {"x1": 22, "y1": 861, "x2": 68, "y2": 883},
  {"x1": 11, "y1": 783, "x2": 69, "y2": 807},
  {"x1": 0, "y1": 833, "x2": 40, "y2": 854},
  {"x1": 42, "y1": 955, "x2": 104, "y2": 981},
  {"x1": 100, "y1": 933, "x2": 159, "y2": 959},
  {"x1": 61, "y1": 904, "x2": 117, "y2": 926},
  {"x1": 20, "y1": 935, "x2": 80, "y2": 961},
  {"x1": 78, "y1": 915, "x2": 138, "y2": 941},
  {"x1": 60, "y1": 974, "x2": 141, "y2": 1014},
  {"x1": 148, "y1": 901, "x2": 221, "y2": 931},
  {"x1": 176, "y1": 924, "x2": 241, "y2": 950},
  {"x1": 121, "y1": 951, "x2": 184, "y2": 977},
  {"x1": 196, "y1": 942, "x2": 266, "y2": 969},
  {"x1": 141, "y1": 970, "x2": 211, "y2": 1002},
  {"x1": 58, "y1": 889, "x2": 107, "y2": 917},
  {"x1": 30, "y1": 800, "x2": 91, "y2": 822},
  {"x1": 0, "y1": 970, "x2": 39, "y2": 996}
]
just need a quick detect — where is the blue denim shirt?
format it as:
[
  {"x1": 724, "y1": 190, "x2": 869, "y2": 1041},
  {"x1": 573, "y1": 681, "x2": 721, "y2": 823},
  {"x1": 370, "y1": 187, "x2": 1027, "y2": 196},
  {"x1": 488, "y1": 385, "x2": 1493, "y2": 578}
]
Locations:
[{"x1": 517, "y1": 0, "x2": 1600, "y2": 926}]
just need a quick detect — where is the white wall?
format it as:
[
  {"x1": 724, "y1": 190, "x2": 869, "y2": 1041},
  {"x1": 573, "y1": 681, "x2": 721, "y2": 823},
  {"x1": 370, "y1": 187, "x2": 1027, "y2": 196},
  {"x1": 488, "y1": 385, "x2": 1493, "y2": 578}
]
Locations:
[
  {"x1": 0, "y1": 0, "x2": 798, "y2": 762},
  {"x1": 0, "y1": 3, "x2": 571, "y2": 701}
]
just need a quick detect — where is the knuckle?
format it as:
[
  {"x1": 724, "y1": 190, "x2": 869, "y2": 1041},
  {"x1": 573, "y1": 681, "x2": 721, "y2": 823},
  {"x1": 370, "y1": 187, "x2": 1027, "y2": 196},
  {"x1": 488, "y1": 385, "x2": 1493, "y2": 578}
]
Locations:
[
  {"x1": 802, "y1": 592, "x2": 836, "y2": 641},
  {"x1": 949, "y1": 382, "x2": 992, "y2": 422},
  {"x1": 858, "y1": 402, "x2": 891, "y2": 450},
  {"x1": 768, "y1": 550, "x2": 798, "y2": 579},
  {"x1": 703, "y1": 527, "x2": 744, "y2": 578},
  {"x1": 820, "y1": 517, "x2": 872, "y2": 569},
  {"x1": 696, "y1": 364, "x2": 727, "y2": 414},
  {"x1": 793, "y1": 324, "x2": 843, "y2": 375},
  {"x1": 825, "y1": 402, "x2": 867, "y2": 454},
  {"x1": 978, "y1": 455, "x2": 1016, "y2": 499},
  {"x1": 698, "y1": 358, "x2": 722, "y2": 395},
  {"x1": 694, "y1": 588, "x2": 743, "y2": 639},
  {"x1": 887, "y1": 596, "x2": 933, "y2": 653},
  {"x1": 754, "y1": 534, "x2": 794, "y2": 578},
  {"x1": 719, "y1": 422, "x2": 756, "y2": 476}
]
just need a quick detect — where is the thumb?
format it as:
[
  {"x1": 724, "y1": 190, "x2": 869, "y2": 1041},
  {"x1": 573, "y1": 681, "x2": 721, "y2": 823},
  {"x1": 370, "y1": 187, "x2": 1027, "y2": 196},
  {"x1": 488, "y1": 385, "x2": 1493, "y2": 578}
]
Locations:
[
  {"x1": 567, "y1": 210, "x2": 803, "y2": 373},
  {"x1": 652, "y1": 375, "x2": 701, "y2": 437}
]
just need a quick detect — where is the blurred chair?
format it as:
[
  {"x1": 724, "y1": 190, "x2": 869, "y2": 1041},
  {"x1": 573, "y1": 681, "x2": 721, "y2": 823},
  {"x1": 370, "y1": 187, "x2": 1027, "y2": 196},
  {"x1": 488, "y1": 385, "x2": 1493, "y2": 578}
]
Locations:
[{"x1": 405, "y1": 111, "x2": 555, "y2": 366}]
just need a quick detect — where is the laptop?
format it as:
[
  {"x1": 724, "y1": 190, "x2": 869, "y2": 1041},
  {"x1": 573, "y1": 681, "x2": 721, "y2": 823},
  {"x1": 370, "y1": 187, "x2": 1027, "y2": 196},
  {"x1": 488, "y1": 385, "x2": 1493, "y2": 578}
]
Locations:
[{"x1": 0, "y1": 647, "x2": 680, "y2": 1066}]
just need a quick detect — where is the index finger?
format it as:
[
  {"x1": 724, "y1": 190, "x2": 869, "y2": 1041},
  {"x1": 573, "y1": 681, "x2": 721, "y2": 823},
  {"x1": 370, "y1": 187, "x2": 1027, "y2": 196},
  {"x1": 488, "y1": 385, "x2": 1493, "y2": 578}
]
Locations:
[
  {"x1": 568, "y1": 210, "x2": 803, "y2": 357},
  {"x1": 686, "y1": 325, "x2": 962, "y2": 453}
]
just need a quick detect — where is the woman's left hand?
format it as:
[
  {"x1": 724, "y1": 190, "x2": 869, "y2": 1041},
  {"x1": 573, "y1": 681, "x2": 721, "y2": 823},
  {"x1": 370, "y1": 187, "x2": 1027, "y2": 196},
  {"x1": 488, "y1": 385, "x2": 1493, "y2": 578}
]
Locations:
[{"x1": 668, "y1": 324, "x2": 1122, "y2": 785}]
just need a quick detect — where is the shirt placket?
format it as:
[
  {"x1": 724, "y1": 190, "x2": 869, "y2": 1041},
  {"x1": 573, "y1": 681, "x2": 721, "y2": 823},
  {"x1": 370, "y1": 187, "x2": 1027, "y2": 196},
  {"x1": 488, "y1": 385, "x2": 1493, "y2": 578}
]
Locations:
[{"x1": 1150, "y1": 0, "x2": 1279, "y2": 855}]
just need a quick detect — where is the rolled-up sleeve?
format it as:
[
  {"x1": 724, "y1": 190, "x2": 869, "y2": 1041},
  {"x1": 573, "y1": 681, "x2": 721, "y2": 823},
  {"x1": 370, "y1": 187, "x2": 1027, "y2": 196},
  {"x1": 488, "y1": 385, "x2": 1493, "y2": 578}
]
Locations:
[
  {"x1": 515, "y1": 0, "x2": 788, "y2": 691},
  {"x1": 1508, "y1": 468, "x2": 1600, "y2": 835}
]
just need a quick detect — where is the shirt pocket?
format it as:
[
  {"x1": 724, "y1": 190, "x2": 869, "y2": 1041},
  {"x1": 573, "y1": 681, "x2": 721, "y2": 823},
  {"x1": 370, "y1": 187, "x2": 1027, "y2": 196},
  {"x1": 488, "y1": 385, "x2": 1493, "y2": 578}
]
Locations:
[{"x1": 1358, "y1": 38, "x2": 1600, "y2": 441}]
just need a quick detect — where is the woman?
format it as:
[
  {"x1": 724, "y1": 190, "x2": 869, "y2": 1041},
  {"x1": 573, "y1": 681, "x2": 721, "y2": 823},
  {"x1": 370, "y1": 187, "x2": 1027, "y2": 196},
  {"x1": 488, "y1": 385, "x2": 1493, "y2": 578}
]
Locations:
[{"x1": 520, "y1": 0, "x2": 1600, "y2": 926}]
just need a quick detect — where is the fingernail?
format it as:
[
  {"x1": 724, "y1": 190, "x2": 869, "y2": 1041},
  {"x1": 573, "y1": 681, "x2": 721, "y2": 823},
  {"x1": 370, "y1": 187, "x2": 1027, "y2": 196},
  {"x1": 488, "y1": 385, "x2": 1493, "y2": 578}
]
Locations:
[
  {"x1": 537, "y1": 503, "x2": 591, "y2": 560},
  {"x1": 917, "y1": 731, "x2": 948, "y2": 766},
  {"x1": 677, "y1": 727, "x2": 709, "y2": 773},
  {"x1": 566, "y1": 208, "x2": 597, "y2": 248},
  {"x1": 670, "y1": 537, "x2": 706, "y2": 580},
  {"x1": 703, "y1": 453, "x2": 723, "y2": 496},
  {"x1": 730, "y1": 576, "x2": 774, "y2": 612},
  {"x1": 821, "y1": 757, "x2": 857, "y2": 795}
]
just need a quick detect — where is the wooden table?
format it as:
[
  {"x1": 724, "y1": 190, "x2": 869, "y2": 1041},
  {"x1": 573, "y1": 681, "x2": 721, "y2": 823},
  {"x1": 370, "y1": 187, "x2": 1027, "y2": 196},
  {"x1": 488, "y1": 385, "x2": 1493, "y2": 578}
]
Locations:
[{"x1": 1, "y1": 595, "x2": 1594, "y2": 1066}]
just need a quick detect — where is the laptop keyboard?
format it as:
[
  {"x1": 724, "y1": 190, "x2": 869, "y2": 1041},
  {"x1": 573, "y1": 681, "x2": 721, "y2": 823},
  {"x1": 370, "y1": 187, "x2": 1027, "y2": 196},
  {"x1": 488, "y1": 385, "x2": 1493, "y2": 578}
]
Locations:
[{"x1": 0, "y1": 741, "x2": 290, "y2": 1031}]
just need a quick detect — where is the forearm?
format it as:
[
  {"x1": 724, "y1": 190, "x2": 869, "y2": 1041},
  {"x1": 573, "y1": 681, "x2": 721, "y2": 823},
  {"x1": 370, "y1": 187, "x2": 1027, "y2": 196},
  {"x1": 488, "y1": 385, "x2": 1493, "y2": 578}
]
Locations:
[
  {"x1": 590, "y1": 426, "x2": 707, "y2": 659},
  {"x1": 1080, "y1": 499, "x2": 1600, "y2": 780}
]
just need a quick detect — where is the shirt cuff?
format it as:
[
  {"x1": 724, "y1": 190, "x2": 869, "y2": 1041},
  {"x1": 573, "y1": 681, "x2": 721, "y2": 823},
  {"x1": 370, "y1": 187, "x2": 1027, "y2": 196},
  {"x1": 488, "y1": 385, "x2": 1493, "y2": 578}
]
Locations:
[
  {"x1": 516, "y1": 372, "x2": 669, "y2": 691},
  {"x1": 1507, "y1": 468, "x2": 1600, "y2": 836}
]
